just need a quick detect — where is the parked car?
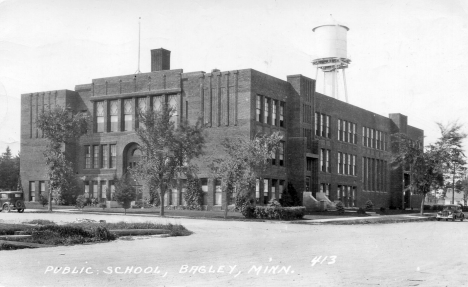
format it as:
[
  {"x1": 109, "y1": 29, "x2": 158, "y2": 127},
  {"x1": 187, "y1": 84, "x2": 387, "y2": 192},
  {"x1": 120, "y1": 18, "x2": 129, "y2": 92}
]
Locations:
[
  {"x1": 0, "y1": 191, "x2": 26, "y2": 213},
  {"x1": 436, "y1": 204, "x2": 464, "y2": 221}
]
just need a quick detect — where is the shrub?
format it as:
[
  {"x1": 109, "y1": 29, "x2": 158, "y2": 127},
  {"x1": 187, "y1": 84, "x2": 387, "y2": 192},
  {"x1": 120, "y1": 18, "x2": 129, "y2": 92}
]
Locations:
[
  {"x1": 365, "y1": 199, "x2": 374, "y2": 211},
  {"x1": 39, "y1": 195, "x2": 48, "y2": 207},
  {"x1": 267, "y1": 199, "x2": 282, "y2": 208},
  {"x1": 24, "y1": 219, "x2": 56, "y2": 225},
  {"x1": 242, "y1": 206, "x2": 305, "y2": 220},
  {"x1": 75, "y1": 195, "x2": 86, "y2": 210},
  {"x1": 184, "y1": 178, "x2": 204, "y2": 210},
  {"x1": 27, "y1": 224, "x2": 116, "y2": 245},
  {"x1": 357, "y1": 207, "x2": 367, "y2": 215},
  {"x1": 279, "y1": 183, "x2": 301, "y2": 207},
  {"x1": 113, "y1": 176, "x2": 136, "y2": 215},
  {"x1": 335, "y1": 201, "x2": 345, "y2": 214}
]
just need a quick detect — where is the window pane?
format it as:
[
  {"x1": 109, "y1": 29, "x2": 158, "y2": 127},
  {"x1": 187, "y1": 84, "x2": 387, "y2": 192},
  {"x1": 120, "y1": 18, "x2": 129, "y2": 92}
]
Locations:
[{"x1": 110, "y1": 145, "x2": 116, "y2": 168}]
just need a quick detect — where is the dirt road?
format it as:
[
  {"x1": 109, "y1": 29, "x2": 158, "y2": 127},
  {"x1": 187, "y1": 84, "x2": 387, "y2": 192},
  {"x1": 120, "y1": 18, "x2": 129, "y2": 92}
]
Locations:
[{"x1": 0, "y1": 211, "x2": 466, "y2": 287}]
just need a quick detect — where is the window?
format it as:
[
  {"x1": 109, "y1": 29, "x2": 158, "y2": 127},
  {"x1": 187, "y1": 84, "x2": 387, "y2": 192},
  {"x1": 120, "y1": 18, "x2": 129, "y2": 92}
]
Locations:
[
  {"x1": 168, "y1": 95, "x2": 178, "y2": 122},
  {"x1": 279, "y1": 102, "x2": 284, "y2": 127},
  {"x1": 320, "y1": 149, "x2": 324, "y2": 171},
  {"x1": 305, "y1": 177, "x2": 311, "y2": 192},
  {"x1": 84, "y1": 181, "x2": 90, "y2": 198},
  {"x1": 138, "y1": 97, "x2": 147, "y2": 128},
  {"x1": 101, "y1": 145, "x2": 108, "y2": 168},
  {"x1": 93, "y1": 145, "x2": 99, "y2": 168},
  {"x1": 271, "y1": 179, "x2": 277, "y2": 200},
  {"x1": 326, "y1": 149, "x2": 330, "y2": 172},
  {"x1": 85, "y1": 146, "x2": 91, "y2": 169},
  {"x1": 316, "y1": 112, "x2": 320, "y2": 136},
  {"x1": 264, "y1": 98, "x2": 270, "y2": 124},
  {"x1": 344, "y1": 153, "x2": 348, "y2": 175},
  {"x1": 153, "y1": 95, "x2": 164, "y2": 112},
  {"x1": 343, "y1": 120, "x2": 347, "y2": 142},
  {"x1": 29, "y1": 181, "x2": 35, "y2": 201},
  {"x1": 272, "y1": 100, "x2": 277, "y2": 126},
  {"x1": 101, "y1": 181, "x2": 107, "y2": 199},
  {"x1": 370, "y1": 129, "x2": 374, "y2": 148},
  {"x1": 271, "y1": 148, "x2": 276, "y2": 165},
  {"x1": 321, "y1": 149, "x2": 330, "y2": 172},
  {"x1": 39, "y1": 181, "x2": 45, "y2": 196},
  {"x1": 215, "y1": 179, "x2": 222, "y2": 205},
  {"x1": 353, "y1": 155, "x2": 357, "y2": 176},
  {"x1": 367, "y1": 128, "x2": 371, "y2": 147},
  {"x1": 348, "y1": 122, "x2": 352, "y2": 143},
  {"x1": 353, "y1": 124, "x2": 357, "y2": 144},
  {"x1": 123, "y1": 99, "x2": 133, "y2": 131},
  {"x1": 362, "y1": 126, "x2": 366, "y2": 147},
  {"x1": 338, "y1": 119, "x2": 341, "y2": 140},
  {"x1": 93, "y1": 181, "x2": 98, "y2": 198},
  {"x1": 110, "y1": 144, "x2": 116, "y2": 168},
  {"x1": 338, "y1": 152, "x2": 342, "y2": 174},
  {"x1": 279, "y1": 180, "x2": 284, "y2": 199},
  {"x1": 321, "y1": 114, "x2": 326, "y2": 137},
  {"x1": 201, "y1": 178, "x2": 208, "y2": 206},
  {"x1": 96, "y1": 101, "x2": 104, "y2": 133},
  {"x1": 255, "y1": 178, "x2": 260, "y2": 203},
  {"x1": 263, "y1": 179, "x2": 269, "y2": 204},
  {"x1": 307, "y1": 158, "x2": 313, "y2": 171},
  {"x1": 109, "y1": 100, "x2": 118, "y2": 132},
  {"x1": 326, "y1": 115, "x2": 330, "y2": 138},
  {"x1": 279, "y1": 142, "x2": 284, "y2": 166},
  {"x1": 256, "y1": 95, "x2": 262, "y2": 122}
]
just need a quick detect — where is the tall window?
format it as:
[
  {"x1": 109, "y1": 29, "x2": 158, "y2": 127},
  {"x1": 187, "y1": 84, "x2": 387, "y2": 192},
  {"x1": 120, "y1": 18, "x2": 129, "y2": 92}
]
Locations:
[
  {"x1": 343, "y1": 120, "x2": 347, "y2": 142},
  {"x1": 255, "y1": 178, "x2": 260, "y2": 202},
  {"x1": 123, "y1": 99, "x2": 133, "y2": 131},
  {"x1": 93, "y1": 145, "x2": 99, "y2": 168},
  {"x1": 168, "y1": 95, "x2": 178, "y2": 122},
  {"x1": 39, "y1": 181, "x2": 45, "y2": 197},
  {"x1": 256, "y1": 95, "x2": 262, "y2": 122},
  {"x1": 84, "y1": 181, "x2": 90, "y2": 198},
  {"x1": 215, "y1": 179, "x2": 222, "y2": 205},
  {"x1": 110, "y1": 144, "x2": 116, "y2": 168},
  {"x1": 362, "y1": 126, "x2": 366, "y2": 147},
  {"x1": 316, "y1": 112, "x2": 320, "y2": 136},
  {"x1": 367, "y1": 128, "x2": 371, "y2": 147},
  {"x1": 272, "y1": 100, "x2": 277, "y2": 126},
  {"x1": 93, "y1": 181, "x2": 99, "y2": 198},
  {"x1": 326, "y1": 115, "x2": 330, "y2": 138},
  {"x1": 353, "y1": 124, "x2": 357, "y2": 144},
  {"x1": 85, "y1": 146, "x2": 91, "y2": 169},
  {"x1": 279, "y1": 180, "x2": 285, "y2": 199},
  {"x1": 263, "y1": 179, "x2": 269, "y2": 204},
  {"x1": 320, "y1": 149, "x2": 324, "y2": 171},
  {"x1": 96, "y1": 101, "x2": 104, "y2": 133},
  {"x1": 321, "y1": 114, "x2": 325, "y2": 137},
  {"x1": 279, "y1": 142, "x2": 284, "y2": 166},
  {"x1": 307, "y1": 158, "x2": 312, "y2": 171},
  {"x1": 29, "y1": 181, "x2": 35, "y2": 201},
  {"x1": 264, "y1": 98, "x2": 270, "y2": 124},
  {"x1": 101, "y1": 145, "x2": 108, "y2": 168},
  {"x1": 338, "y1": 119, "x2": 341, "y2": 140},
  {"x1": 326, "y1": 149, "x2": 330, "y2": 172},
  {"x1": 344, "y1": 153, "x2": 348, "y2": 175},
  {"x1": 200, "y1": 178, "x2": 208, "y2": 206},
  {"x1": 348, "y1": 122, "x2": 352, "y2": 143},
  {"x1": 338, "y1": 152, "x2": 342, "y2": 174},
  {"x1": 271, "y1": 148, "x2": 276, "y2": 165},
  {"x1": 110, "y1": 100, "x2": 118, "y2": 132},
  {"x1": 279, "y1": 102, "x2": 284, "y2": 127},
  {"x1": 138, "y1": 97, "x2": 147, "y2": 128},
  {"x1": 153, "y1": 95, "x2": 164, "y2": 112}
]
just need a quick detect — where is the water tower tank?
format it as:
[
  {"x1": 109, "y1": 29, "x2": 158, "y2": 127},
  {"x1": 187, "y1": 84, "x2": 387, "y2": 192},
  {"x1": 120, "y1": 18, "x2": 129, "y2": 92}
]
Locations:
[{"x1": 312, "y1": 24, "x2": 349, "y2": 60}]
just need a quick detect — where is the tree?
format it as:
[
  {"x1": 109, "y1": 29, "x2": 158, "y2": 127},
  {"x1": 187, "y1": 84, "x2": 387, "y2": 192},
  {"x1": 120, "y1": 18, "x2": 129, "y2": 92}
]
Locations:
[
  {"x1": 436, "y1": 122, "x2": 467, "y2": 204},
  {"x1": 0, "y1": 147, "x2": 20, "y2": 191},
  {"x1": 129, "y1": 104, "x2": 205, "y2": 217},
  {"x1": 36, "y1": 106, "x2": 88, "y2": 211},
  {"x1": 392, "y1": 134, "x2": 445, "y2": 215},
  {"x1": 210, "y1": 132, "x2": 282, "y2": 219},
  {"x1": 113, "y1": 175, "x2": 136, "y2": 215}
]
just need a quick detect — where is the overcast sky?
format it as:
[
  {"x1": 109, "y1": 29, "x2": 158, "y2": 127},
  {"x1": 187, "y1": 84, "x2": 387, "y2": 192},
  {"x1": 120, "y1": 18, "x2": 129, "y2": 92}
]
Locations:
[{"x1": 1, "y1": 0, "x2": 467, "y2": 155}]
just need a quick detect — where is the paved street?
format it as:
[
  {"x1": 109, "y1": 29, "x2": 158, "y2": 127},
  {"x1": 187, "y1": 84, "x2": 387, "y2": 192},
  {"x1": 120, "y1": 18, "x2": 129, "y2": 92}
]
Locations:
[{"x1": 0, "y1": 211, "x2": 467, "y2": 287}]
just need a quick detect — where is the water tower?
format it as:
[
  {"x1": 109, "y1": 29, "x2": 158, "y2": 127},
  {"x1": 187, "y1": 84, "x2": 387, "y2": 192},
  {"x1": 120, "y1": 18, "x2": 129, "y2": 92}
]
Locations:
[{"x1": 312, "y1": 18, "x2": 351, "y2": 102}]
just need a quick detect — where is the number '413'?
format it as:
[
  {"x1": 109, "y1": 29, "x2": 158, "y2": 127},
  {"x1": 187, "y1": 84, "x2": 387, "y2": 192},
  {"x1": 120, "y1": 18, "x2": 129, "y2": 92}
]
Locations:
[{"x1": 311, "y1": 256, "x2": 337, "y2": 266}]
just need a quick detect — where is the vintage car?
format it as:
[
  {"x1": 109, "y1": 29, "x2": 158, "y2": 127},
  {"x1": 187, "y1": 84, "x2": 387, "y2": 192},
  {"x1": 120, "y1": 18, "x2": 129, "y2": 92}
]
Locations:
[
  {"x1": 436, "y1": 204, "x2": 465, "y2": 221},
  {"x1": 0, "y1": 191, "x2": 26, "y2": 213}
]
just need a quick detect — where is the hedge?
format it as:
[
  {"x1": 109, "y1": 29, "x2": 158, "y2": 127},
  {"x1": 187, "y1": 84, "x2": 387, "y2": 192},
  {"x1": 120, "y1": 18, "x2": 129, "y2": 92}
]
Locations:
[{"x1": 243, "y1": 206, "x2": 305, "y2": 220}]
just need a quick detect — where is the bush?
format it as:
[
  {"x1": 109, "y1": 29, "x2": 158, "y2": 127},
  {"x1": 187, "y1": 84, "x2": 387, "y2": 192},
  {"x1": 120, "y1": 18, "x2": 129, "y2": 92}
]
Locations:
[
  {"x1": 26, "y1": 224, "x2": 117, "y2": 245},
  {"x1": 335, "y1": 201, "x2": 345, "y2": 214},
  {"x1": 184, "y1": 178, "x2": 204, "y2": 210},
  {"x1": 365, "y1": 200, "x2": 374, "y2": 211},
  {"x1": 267, "y1": 199, "x2": 282, "y2": 208},
  {"x1": 39, "y1": 195, "x2": 48, "y2": 207},
  {"x1": 357, "y1": 207, "x2": 367, "y2": 215},
  {"x1": 279, "y1": 183, "x2": 301, "y2": 207},
  {"x1": 75, "y1": 195, "x2": 86, "y2": 210},
  {"x1": 24, "y1": 219, "x2": 56, "y2": 225},
  {"x1": 241, "y1": 206, "x2": 305, "y2": 220}
]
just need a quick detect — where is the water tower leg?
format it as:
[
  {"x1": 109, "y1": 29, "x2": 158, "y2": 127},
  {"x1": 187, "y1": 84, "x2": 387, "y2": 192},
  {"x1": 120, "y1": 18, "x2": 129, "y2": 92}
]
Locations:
[
  {"x1": 336, "y1": 70, "x2": 340, "y2": 101},
  {"x1": 332, "y1": 69, "x2": 336, "y2": 99},
  {"x1": 343, "y1": 69, "x2": 349, "y2": 103}
]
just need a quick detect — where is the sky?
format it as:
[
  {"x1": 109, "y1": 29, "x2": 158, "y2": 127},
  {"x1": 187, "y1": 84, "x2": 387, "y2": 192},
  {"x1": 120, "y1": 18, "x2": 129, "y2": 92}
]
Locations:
[{"x1": 0, "y1": 0, "x2": 467, "y2": 155}]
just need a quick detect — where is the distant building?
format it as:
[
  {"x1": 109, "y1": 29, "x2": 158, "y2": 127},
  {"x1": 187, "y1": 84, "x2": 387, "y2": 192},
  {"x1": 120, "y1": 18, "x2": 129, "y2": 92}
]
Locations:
[{"x1": 20, "y1": 48, "x2": 423, "y2": 210}]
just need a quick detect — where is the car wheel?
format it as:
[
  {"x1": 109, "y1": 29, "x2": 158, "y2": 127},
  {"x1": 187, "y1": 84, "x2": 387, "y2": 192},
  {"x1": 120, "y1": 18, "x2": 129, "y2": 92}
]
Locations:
[
  {"x1": 17, "y1": 209, "x2": 24, "y2": 213},
  {"x1": 2, "y1": 204, "x2": 10, "y2": 213}
]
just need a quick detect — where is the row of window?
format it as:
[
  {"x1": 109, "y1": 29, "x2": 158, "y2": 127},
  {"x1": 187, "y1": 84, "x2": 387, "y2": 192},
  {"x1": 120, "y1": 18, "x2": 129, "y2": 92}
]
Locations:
[
  {"x1": 84, "y1": 144, "x2": 117, "y2": 169},
  {"x1": 315, "y1": 112, "x2": 331, "y2": 138},
  {"x1": 255, "y1": 178, "x2": 286, "y2": 204},
  {"x1": 338, "y1": 152, "x2": 357, "y2": 176},
  {"x1": 95, "y1": 95, "x2": 178, "y2": 133},
  {"x1": 338, "y1": 119, "x2": 357, "y2": 144},
  {"x1": 29, "y1": 181, "x2": 46, "y2": 201},
  {"x1": 256, "y1": 95, "x2": 285, "y2": 127},
  {"x1": 271, "y1": 142, "x2": 285, "y2": 166},
  {"x1": 84, "y1": 180, "x2": 116, "y2": 200},
  {"x1": 362, "y1": 127, "x2": 387, "y2": 150},
  {"x1": 362, "y1": 157, "x2": 388, "y2": 192}
]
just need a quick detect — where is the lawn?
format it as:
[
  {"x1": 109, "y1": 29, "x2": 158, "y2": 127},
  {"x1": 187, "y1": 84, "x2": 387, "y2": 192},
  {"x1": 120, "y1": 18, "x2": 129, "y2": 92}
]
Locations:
[{"x1": 0, "y1": 220, "x2": 192, "y2": 251}]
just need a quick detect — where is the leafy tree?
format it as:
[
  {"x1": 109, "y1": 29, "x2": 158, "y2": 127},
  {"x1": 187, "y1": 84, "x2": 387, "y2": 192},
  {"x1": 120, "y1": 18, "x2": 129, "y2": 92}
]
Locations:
[
  {"x1": 113, "y1": 175, "x2": 136, "y2": 215},
  {"x1": 436, "y1": 122, "x2": 467, "y2": 204},
  {"x1": 210, "y1": 132, "x2": 282, "y2": 218},
  {"x1": 392, "y1": 133, "x2": 445, "y2": 214},
  {"x1": 183, "y1": 178, "x2": 204, "y2": 210},
  {"x1": 36, "y1": 106, "x2": 88, "y2": 211},
  {"x1": 129, "y1": 104, "x2": 205, "y2": 217},
  {"x1": 279, "y1": 183, "x2": 301, "y2": 207}
]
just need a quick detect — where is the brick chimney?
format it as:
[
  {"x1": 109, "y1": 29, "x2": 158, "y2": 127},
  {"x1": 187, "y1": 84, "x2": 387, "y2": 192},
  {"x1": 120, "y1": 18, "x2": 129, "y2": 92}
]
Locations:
[{"x1": 151, "y1": 48, "x2": 171, "y2": 72}]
